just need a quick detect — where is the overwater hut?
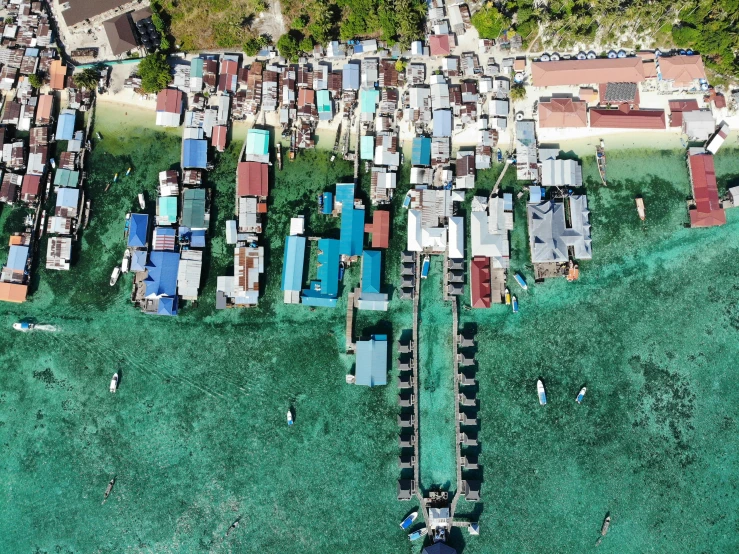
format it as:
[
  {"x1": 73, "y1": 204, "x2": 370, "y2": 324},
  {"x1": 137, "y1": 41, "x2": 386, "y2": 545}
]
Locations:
[
  {"x1": 448, "y1": 259, "x2": 464, "y2": 271},
  {"x1": 357, "y1": 250, "x2": 388, "y2": 311},
  {"x1": 461, "y1": 455, "x2": 479, "y2": 469},
  {"x1": 401, "y1": 276, "x2": 415, "y2": 289},
  {"x1": 458, "y1": 335, "x2": 475, "y2": 348},
  {"x1": 459, "y1": 393, "x2": 476, "y2": 406},
  {"x1": 55, "y1": 109, "x2": 76, "y2": 141},
  {"x1": 401, "y1": 263, "x2": 415, "y2": 276},
  {"x1": 398, "y1": 357, "x2": 413, "y2": 372},
  {"x1": 460, "y1": 432, "x2": 478, "y2": 447},
  {"x1": 458, "y1": 353, "x2": 475, "y2": 367},
  {"x1": 138, "y1": 250, "x2": 180, "y2": 316},
  {"x1": 398, "y1": 435, "x2": 415, "y2": 448},
  {"x1": 355, "y1": 335, "x2": 388, "y2": 386},
  {"x1": 398, "y1": 375, "x2": 413, "y2": 389},
  {"x1": 461, "y1": 480, "x2": 481, "y2": 501},
  {"x1": 401, "y1": 251, "x2": 415, "y2": 263},
  {"x1": 459, "y1": 373, "x2": 476, "y2": 387},
  {"x1": 398, "y1": 340, "x2": 412, "y2": 353},
  {"x1": 449, "y1": 270, "x2": 464, "y2": 283},
  {"x1": 459, "y1": 411, "x2": 477, "y2": 426},
  {"x1": 423, "y1": 542, "x2": 458, "y2": 554},
  {"x1": 447, "y1": 283, "x2": 463, "y2": 296},
  {"x1": 398, "y1": 455, "x2": 415, "y2": 469},
  {"x1": 400, "y1": 288, "x2": 414, "y2": 300},
  {"x1": 397, "y1": 479, "x2": 415, "y2": 500},
  {"x1": 398, "y1": 413, "x2": 414, "y2": 427},
  {"x1": 399, "y1": 393, "x2": 415, "y2": 407},
  {"x1": 281, "y1": 235, "x2": 306, "y2": 304},
  {"x1": 301, "y1": 238, "x2": 340, "y2": 307}
]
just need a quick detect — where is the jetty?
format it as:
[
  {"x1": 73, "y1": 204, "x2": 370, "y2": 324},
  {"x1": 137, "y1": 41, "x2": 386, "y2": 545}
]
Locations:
[
  {"x1": 450, "y1": 297, "x2": 462, "y2": 517},
  {"x1": 345, "y1": 291, "x2": 355, "y2": 353}
]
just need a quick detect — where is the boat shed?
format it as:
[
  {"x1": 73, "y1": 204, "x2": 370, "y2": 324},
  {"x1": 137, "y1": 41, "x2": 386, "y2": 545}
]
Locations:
[
  {"x1": 127, "y1": 213, "x2": 149, "y2": 248},
  {"x1": 339, "y1": 206, "x2": 365, "y2": 257},
  {"x1": 412, "y1": 137, "x2": 432, "y2": 166},
  {"x1": 281, "y1": 235, "x2": 306, "y2": 302},
  {"x1": 55, "y1": 109, "x2": 76, "y2": 141},
  {"x1": 245, "y1": 129, "x2": 270, "y2": 163},
  {"x1": 355, "y1": 335, "x2": 388, "y2": 386},
  {"x1": 183, "y1": 139, "x2": 208, "y2": 169}
]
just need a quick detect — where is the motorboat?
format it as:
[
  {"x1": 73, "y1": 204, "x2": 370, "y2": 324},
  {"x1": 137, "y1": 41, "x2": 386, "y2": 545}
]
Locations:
[
  {"x1": 408, "y1": 528, "x2": 428, "y2": 541},
  {"x1": 138, "y1": 193, "x2": 145, "y2": 209},
  {"x1": 13, "y1": 321, "x2": 34, "y2": 331},
  {"x1": 49, "y1": 158, "x2": 56, "y2": 169},
  {"x1": 96, "y1": 132, "x2": 103, "y2": 140},
  {"x1": 400, "y1": 511, "x2": 418, "y2": 530},
  {"x1": 287, "y1": 409, "x2": 293, "y2": 426},
  {"x1": 537, "y1": 379, "x2": 547, "y2": 405},
  {"x1": 505, "y1": 288, "x2": 511, "y2": 305},
  {"x1": 576, "y1": 387, "x2": 587, "y2": 404},
  {"x1": 126, "y1": 167, "x2": 132, "y2": 176},
  {"x1": 595, "y1": 514, "x2": 611, "y2": 546},
  {"x1": 421, "y1": 255, "x2": 430, "y2": 279},
  {"x1": 596, "y1": 139, "x2": 607, "y2": 185},
  {"x1": 512, "y1": 295, "x2": 518, "y2": 313},
  {"x1": 514, "y1": 273, "x2": 528, "y2": 290},
  {"x1": 102, "y1": 477, "x2": 115, "y2": 504},
  {"x1": 110, "y1": 373, "x2": 119, "y2": 393},
  {"x1": 110, "y1": 266, "x2": 121, "y2": 286},
  {"x1": 121, "y1": 249, "x2": 131, "y2": 273}
]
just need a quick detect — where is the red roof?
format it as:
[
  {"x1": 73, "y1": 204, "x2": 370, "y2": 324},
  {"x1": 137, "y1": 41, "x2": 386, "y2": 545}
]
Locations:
[
  {"x1": 429, "y1": 35, "x2": 451, "y2": 56},
  {"x1": 532, "y1": 58, "x2": 645, "y2": 87},
  {"x1": 538, "y1": 98, "x2": 588, "y2": 128},
  {"x1": 212, "y1": 125, "x2": 227, "y2": 152},
  {"x1": 590, "y1": 106, "x2": 665, "y2": 129},
  {"x1": 688, "y1": 153, "x2": 725, "y2": 227},
  {"x1": 20, "y1": 174, "x2": 41, "y2": 201},
  {"x1": 237, "y1": 161, "x2": 268, "y2": 197},
  {"x1": 298, "y1": 88, "x2": 315, "y2": 108},
  {"x1": 156, "y1": 89, "x2": 183, "y2": 114},
  {"x1": 668, "y1": 99, "x2": 699, "y2": 127},
  {"x1": 364, "y1": 209, "x2": 390, "y2": 249},
  {"x1": 470, "y1": 256, "x2": 491, "y2": 308}
]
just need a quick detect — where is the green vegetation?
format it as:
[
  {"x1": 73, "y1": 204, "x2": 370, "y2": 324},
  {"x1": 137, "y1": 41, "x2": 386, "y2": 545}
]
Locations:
[
  {"x1": 276, "y1": 32, "x2": 301, "y2": 62},
  {"x1": 138, "y1": 53, "x2": 172, "y2": 94},
  {"x1": 27, "y1": 74, "x2": 42, "y2": 89},
  {"x1": 73, "y1": 68, "x2": 99, "y2": 91},
  {"x1": 510, "y1": 83, "x2": 526, "y2": 101},
  {"x1": 243, "y1": 35, "x2": 269, "y2": 56},
  {"x1": 470, "y1": 5, "x2": 510, "y2": 40}
]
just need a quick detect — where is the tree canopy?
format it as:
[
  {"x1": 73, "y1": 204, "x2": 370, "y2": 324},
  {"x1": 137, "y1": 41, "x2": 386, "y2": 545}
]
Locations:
[
  {"x1": 138, "y1": 53, "x2": 172, "y2": 94},
  {"x1": 74, "y1": 68, "x2": 99, "y2": 91}
]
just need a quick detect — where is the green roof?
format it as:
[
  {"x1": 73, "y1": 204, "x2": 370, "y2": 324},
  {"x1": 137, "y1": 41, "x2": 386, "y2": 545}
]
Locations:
[
  {"x1": 158, "y1": 196, "x2": 178, "y2": 224},
  {"x1": 190, "y1": 58, "x2": 204, "y2": 78},
  {"x1": 360, "y1": 89, "x2": 380, "y2": 114},
  {"x1": 317, "y1": 90, "x2": 331, "y2": 113},
  {"x1": 182, "y1": 188, "x2": 206, "y2": 229},
  {"x1": 361, "y1": 136, "x2": 375, "y2": 160},
  {"x1": 53, "y1": 169, "x2": 79, "y2": 187},
  {"x1": 246, "y1": 129, "x2": 270, "y2": 156}
]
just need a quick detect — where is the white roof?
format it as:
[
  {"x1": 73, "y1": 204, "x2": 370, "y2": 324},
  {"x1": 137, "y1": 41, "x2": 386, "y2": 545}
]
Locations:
[
  {"x1": 541, "y1": 159, "x2": 582, "y2": 187},
  {"x1": 290, "y1": 216, "x2": 305, "y2": 236},
  {"x1": 407, "y1": 209, "x2": 423, "y2": 251},
  {"x1": 225, "y1": 220, "x2": 237, "y2": 244},
  {"x1": 448, "y1": 216, "x2": 464, "y2": 259},
  {"x1": 491, "y1": 99, "x2": 509, "y2": 116},
  {"x1": 471, "y1": 210, "x2": 509, "y2": 266},
  {"x1": 422, "y1": 226, "x2": 447, "y2": 251}
]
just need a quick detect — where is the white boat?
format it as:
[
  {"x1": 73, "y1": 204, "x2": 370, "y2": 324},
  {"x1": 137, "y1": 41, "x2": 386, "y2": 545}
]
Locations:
[
  {"x1": 110, "y1": 373, "x2": 119, "y2": 393},
  {"x1": 576, "y1": 387, "x2": 587, "y2": 404},
  {"x1": 400, "y1": 511, "x2": 418, "y2": 530},
  {"x1": 409, "y1": 528, "x2": 428, "y2": 541},
  {"x1": 49, "y1": 158, "x2": 56, "y2": 169},
  {"x1": 287, "y1": 409, "x2": 293, "y2": 425},
  {"x1": 13, "y1": 321, "x2": 34, "y2": 331},
  {"x1": 121, "y1": 249, "x2": 131, "y2": 273},
  {"x1": 96, "y1": 132, "x2": 102, "y2": 140},
  {"x1": 537, "y1": 379, "x2": 547, "y2": 405},
  {"x1": 138, "y1": 193, "x2": 145, "y2": 209},
  {"x1": 505, "y1": 288, "x2": 511, "y2": 305},
  {"x1": 110, "y1": 266, "x2": 121, "y2": 286}
]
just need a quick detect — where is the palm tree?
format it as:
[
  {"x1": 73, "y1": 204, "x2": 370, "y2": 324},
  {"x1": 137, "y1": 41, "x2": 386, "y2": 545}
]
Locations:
[{"x1": 74, "y1": 67, "x2": 99, "y2": 91}]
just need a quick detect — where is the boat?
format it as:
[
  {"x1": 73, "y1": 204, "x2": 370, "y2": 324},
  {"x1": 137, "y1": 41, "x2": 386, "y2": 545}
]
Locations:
[
  {"x1": 96, "y1": 132, "x2": 102, "y2": 140},
  {"x1": 576, "y1": 386, "x2": 587, "y2": 404},
  {"x1": 49, "y1": 158, "x2": 56, "y2": 169},
  {"x1": 126, "y1": 167, "x2": 132, "y2": 176},
  {"x1": 287, "y1": 409, "x2": 293, "y2": 426},
  {"x1": 636, "y1": 197, "x2": 645, "y2": 220},
  {"x1": 596, "y1": 139, "x2": 607, "y2": 186},
  {"x1": 497, "y1": 148, "x2": 503, "y2": 162},
  {"x1": 226, "y1": 519, "x2": 240, "y2": 536},
  {"x1": 595, "y1": 514, "x2": 611, "y2": 546},
  {"x1": 84, "y1": 200, "x2": 91, "y2": 229},
  {"x1": 110, "y1": 266, "x2": 121, "y2": 286},
  {"x1": 110, "y1": 373, "x2": 119, "y2": 393},
  {"x1": 13, "y1": 321, "x2": 34, "y2": 331},
  {"x1": 400, "y1": 511, "x2": 418, "y2": 530},
  {"x1": 113, "y1": 173, "x2": 118, "y2": 183},
  {"x1": 338, "y1": 262, "x2": 345, "y2": 281},
  {"x1": 39, "y1": 210, "x2": 46, "y2": 236},
  {"x1": 512, "y1": 295, "x2": 518, "y2": 313},
  {"x1": 408, "y1": 528, "x2": 428, "y2": 541},
  {"x1": 537, "y1": 379, "x2": 547, "y2": 405},
  {"x1": 505, "y1": 287, "x2": 511, "y2": 305},
  {"x1": 402, "y1": 191, "x2": 412, "y2": 209},
  {"x1": 317, "y1": 193, "x2": 324, "y2": 211},
  {"x1": 102, "y1": 477, "x2": 115, "y2": 504},
  {"x1": 121, "y1": 249, "x2": 131, "y2": 273},
  {"x1": 421, "y1": 255, "x2": 430, "y2": 279},
  {"x1": 514, "y1": 273, "x2": 528, "y2": 290},
  {"x1": 138, "y1": 193, "x2": 145, "y2": 209},
  {"x1": 276, "y1": 143, "x2": 283, "y2": 169}
]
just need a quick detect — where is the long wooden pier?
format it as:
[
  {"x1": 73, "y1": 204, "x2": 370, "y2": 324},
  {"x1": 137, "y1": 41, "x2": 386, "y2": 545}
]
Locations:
[
  {"x1": 450, "y1": 296, "x2": 462, "y2": 517},
  {"x1": 345, "y1": 291, "x2": 355, "y2": 353}
]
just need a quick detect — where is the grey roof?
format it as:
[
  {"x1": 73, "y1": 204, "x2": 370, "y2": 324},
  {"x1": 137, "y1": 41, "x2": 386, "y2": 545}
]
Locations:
[
  {"x1": 604, "y1": 82, "x2": 638, "y2": 102},
  {"x1": 343, "y1": 63, "x2": 360, "y2": 90},
  {"x1": 527, "y1": 197, "x2": 592, "y2": 263},
  {"x1": 397, "y1": 479, "x2": 415, "y2": 500},
  {"x1": 462, "y1": 480, "x2": 481, "y2": 501},
  {"x1": 682, "y1": 110, "x2": 715, "y2": 140},
  {"x1": 433, "y1": 109, "x2": 452, "y2": 137},
  {"x1": 62, "y1": 0, "x2": 129, "y2": 26}
]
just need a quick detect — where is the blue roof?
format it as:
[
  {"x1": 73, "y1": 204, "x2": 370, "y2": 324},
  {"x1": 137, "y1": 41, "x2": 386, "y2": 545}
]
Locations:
[
  {"x1": 56, "y1": 187, "x2": 79, "y2": 209},
  {"x1": 281, "y1": 235, "x2": 306, "y2": 292},
  {"x1": 301, "y1": 289, "x2": 338, "y2": 308},
  {"x1": 361, "y1": 250, "x2": 382, "y2": 294},
  {"x1": 335, "y1": 183, "x2": 355, "y2": 209},
  {"x1": 7, "y1": 245, "x2": 28, "y2": 271},
  {"x1": 342, "y1": 63, "x2": 360, "y2": 90},
  {"x1": 355, "y1": 335, "x2": 388, "y2": 386},
  {"x1": 315, "y1": 238, "x2": 340, "y2": 297},
  {"x1": 322, "y1": 192, "x2": 333, "y2": 215},
  {"x1": 157, "y1": 296, "x2": 178, "y2": 316},
  {"x1": 339, "y1": 207, "x2": 365, "y2": 257},
  {"x1": 183, "y1": 139, "x2": 208, "y2": 169},
  {"x1": 131, "y1": 249, "x2": 147, "y2": 271},
  {"x1": 55, "y1": 111, "x2": 76, "y2": 141},
  {"x1": 143, "y1": 250, "x2": 180, "y2": 297},
  {"x1": 412, "y1": 137, "x2": 431, "y2": 166},
  {"x1": 191, "y1": 229, "x2": 206, "y2": 248},
  {"x1": 128, "y1": 213, "x2": 149, "y2": 248},
  {"x1": 433, "y1": 110, "x2": 452, "y2": 137}
]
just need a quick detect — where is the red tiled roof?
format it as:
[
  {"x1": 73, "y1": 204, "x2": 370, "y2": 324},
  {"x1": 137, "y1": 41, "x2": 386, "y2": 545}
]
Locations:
[
  {"x1": 429, "y1": 35, "x2": 451, "y2": 56},
  {"x1": 712, "y1": 93, "x2": 727, "y2": 108},
  {"x1": 688, "y1": 154, "x2": 725, "y2": 228},
  {"x1": 532, "y1": 58, "x2": 645, "y2": 87},
  {"x1": 21, "y1": 174, "x2": 41, "y2": 201},
  {"x1": 538, "y1": 98, "x2": 588, "y2": 128},
  {"x1": 156, "y1": 89, "x2": 183, "y2": 114},
  {"x1": 364, "y1": 209, "x2": 390, "y2": 249},
  {"x1": 49, "y1": 59, "x2": 66, "y2": 90},
  {"x1": 470, "y1": 256, "x2": 491, "y2": 308},
  {"x1": 237, "y1": 161, "x2": 268, "y2": 197},
  {"x1": 212, "y1": 125, "x2": 227, "y2": 152},
  {"x1": 668, "y1": 99, "x2": 699, "y2": 127},
  {"x1": 658, "y1": 55, "x2": 706, "y2": 85},
  {"x1": 589, "y1": 106, "x2": 665, "y2": 129},
  {"x1": 297, "y1": 88, "x2": 315, "y2": 108},
  {"x1": 36, "y1": 94, "x2": 53, "y2": 122}
]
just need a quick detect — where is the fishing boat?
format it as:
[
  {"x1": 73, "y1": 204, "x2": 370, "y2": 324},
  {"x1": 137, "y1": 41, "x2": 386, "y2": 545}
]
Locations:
[
  {"x1": 126, "y1": 167, "x2": 132, "y2": 176},
  {"x1": 113, "y1": 173, "x2": 118, "y2": 183},
  {"x1": 537, "y1": 379, "x2": 547, "y2": 405},
  {"x1": 595, "y1": 514, "x2": 611, "y2": 545},
  {"x1": 49, "y1": 158, "x2": 56, "y2": 169},
  {"x1": 421, "y1": 255, "x2": 430, "y2": 279},
  {"x1": 84, "y1": 200, "x2": 91, "y2": 229},
  {"x1": 514, "y1": 273, "x2": 528, "y2": 290},
  {"x1": 110, "y1": 266, "x2": 121, "y2": 286},
  {"x1": 400, "y1": 512, "x2": 418, "y2": 530},
  {"x1": 110, "y1": 373, "x2": 119, "y2": 393},
  {"x1": 121, "y1": 249, "x2": 131, "y2": 273},
  {"x1": 13, "y1": 321, "x2": 34, "y2": 331},
  {"x1": 39, "y1": 210, "x2": 46, "y2": 236},
  {"x1": 505, "y1": 287, "x2": 511, "y2": 305},
  {"x1": 96, "y1": 132, "x2": 102, "y2": 140},
  {"x1": 408, "y1": 528, "x2": 428, "y2": 541},
  {"x1": 287, "y1": 409, "x2": 293, "y2": 426},
  {"x1": 636, "y1": 197, "x2": 645, "y2": 221},
  {"x1": 138, "y1": 193, "x2": 145, "y2": 209},
  {"x1": 576, "y1": 387, "x2": 587, "y2": 404},
  {"x1": 102, "y1": 477, "x2": 115, "y2": 504},
  {"x1": 596, "y1": 139, "x2": 607, "y2": 186},
  {"x1": 512, "y1": 295, "x2": 518, "y2": 313}
]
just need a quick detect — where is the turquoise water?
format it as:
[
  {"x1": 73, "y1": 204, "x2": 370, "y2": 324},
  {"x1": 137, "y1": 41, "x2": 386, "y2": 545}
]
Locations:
[{"x1": 1, "y1": 106, "x2": 739, "y2": 552}]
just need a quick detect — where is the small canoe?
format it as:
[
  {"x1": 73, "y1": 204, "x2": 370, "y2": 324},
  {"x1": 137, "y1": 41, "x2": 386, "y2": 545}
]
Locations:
[
  {"x1": 102, "y1": 477, "x2": 115, "y2": 504},
  {"x1": 110, "y1": 373, "x2": 119, "y2": 393},
  {"x1": 514, "y1": 273, "x2": 528, "y2": 290},
  {"x1": 138, "y1": 193, "x2": 145, "y2": 209},
  {"x1": 537, "y1": 379, "x2": 547, "y2": 405},
  {"x1": 505, "y1": 288, "x2": 511, "y2": 305},
  {"x1": 400, "y1": 511, "x2": 418, "y2": 530},
  {"x1": 113, "y1": 173, "x2": 118, "y2": 183},
  {"x1": 636, "y1": 197, "x2": 645, "y2": 220},
  {"x1": 126, "y1": 167, "x2": 132, "y2": 176},
  {"x1": 576, "y1": 387, "x2": 587, "y2": 404},
  {"x1": 408, "y1": 528, "x2": 428, "y2": 541},
  {"x1": 110, "y1": 266, "x2": 121, "y2": 286}
]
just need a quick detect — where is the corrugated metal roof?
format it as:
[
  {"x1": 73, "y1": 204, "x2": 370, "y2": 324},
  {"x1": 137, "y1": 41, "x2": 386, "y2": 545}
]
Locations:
[
  {"x1": 55, "y1": 109, "x2": 76, "y2": 140},
  {"x1": 183, "y1": 139, "x2": 208, "y2": 169},
  {"x1": 339, "y1": 206, "x2": 365, "y2": 256},
  {"x1": 182, "y1": 188, "x2": 206, "y2": 229},
  {"x1": 412, "y1": 137, "x2": 431, "y2": 166},
  {"x1": 361, "y1": 135, "x2": 375, "y2": 160},
  {"x1": 158, "y1": 196, "x2": 178, "y2": 225},
  {"x1": 7, "y1": 245, "x2": 28, "y2": 271},
  {"x1": 361, "y1": 250, "x2": 382, "y2": 294},
  {"x1": 360, "y1": 89, "x2": 380, "y2": 114},
  {"x1": 281, "y1": 235, "x2": 306, "y2": 292},
  {"x1": 335, "y1": 183, "x2": 355, "y2": 209},
  {"x1": 316, "y1": 238, "x2": 340, "y2": 297},
  {"x1": 355, "y1": 335, "x2": 388, "y2": 386}
]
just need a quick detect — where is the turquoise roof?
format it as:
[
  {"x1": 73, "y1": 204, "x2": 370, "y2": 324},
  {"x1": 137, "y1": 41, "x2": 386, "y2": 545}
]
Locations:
[
  {"x1": 190, "y1": 58, "x2": 204, "y2": 78},
  {"x1": 360, "y1": 136, "x2": 374, "y2": 160},
  {"x1": 360, "y1": 89, "x2": 380, "y2": 114},
  {"x1": 412, "y1": 137, "x2": 431, "y2": 166},
  {"x1": 281, "y1": 235, "x2": 306, "y2": 292},
  {"x1": 158, "y1": 196, "x2": 178, "y2": 224},
  {"x1": 53, "y1": 169, "x2": 79, "y2": 187},
  {"x1": 339, "y1": 206, "x2": 365, "y2": 257},
  {"x1": 362, "y1": 250, "x2": 382, "y2": 294},
  {"x1": 335, "y1": 183, "x2": 354, "y2": 209},
  {"x1": 317, "y1": 89, "x2": 331, "y2": 112},
  {"x1": 246, "y1": 129, "x2": 270, "y2": 156},
  {"x1": 355, "y1": 335, "x2": 388, "y2": 386}
]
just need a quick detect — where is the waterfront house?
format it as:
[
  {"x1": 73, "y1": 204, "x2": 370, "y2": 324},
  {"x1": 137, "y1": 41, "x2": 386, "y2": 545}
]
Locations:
[
  {"x1": 301, "y1": 238, "x2": 340, "y2": 308},
  {"x1": 455, "y1": 152, "x2": 475, "y2": 189},
  {"x1": 471, "y1": 197, "x2": 510, "y2": 268},
  {"x1": 357, "y1": 250, "x2": 388, "y2": 311},
  {"x1": 527, "y1": 196, "x2": 592, "y2": 265},
  {"x1": 0, "y1": 172, "x2": 17, "y2": 204},
  {"x1": 244, "y1": 129, "x2": 270, "y2": 163},
  {"x1": 176, "y1": 250, "x2": 203, "y2": 301},
  {"x1": 538, "y1": 98, "x2": 587, "y2": 128},
  {"x1": 156, "y1": 195, "x2": 177, "y2": 226},
  {"x1": 370, "y1": 167, "x2": 396, "y2": 204},
  {"x1": 541, "y1": 158, "x2": 582, "y2": 187},
  {"x1": 364, "y1": 209, "x2": 390, "y2": 249},
  {"x1": 155, "y1": 88, "x2": 184, "y2": 127},
  {"x1": 181, "y1": 188, "x2": 208, "y2": 230},
  {"x1": 681, "y1": 110, "x2": 714, "y2": 141},
  {"x1": 46, "y1": 236, "x2": 72, "y2": 270},
  {"x1": 237, "y1": 161, "x2": 268, "y2": 198},
  {"x1": 48, "y1": 187, "x2": 80, "y2": 235},
  {"x1": 139, "y1": 250, "x2": 180, "y2": 316},
  {"x1": 515, "y1": 120, "x2": 538, "y2": 181},
  {"x1": 589, "y1": 105, "x2": 666, "y2": 129},
  {"x1": 53, "y1": 169, "x2": 79, "y2": 188},
  {"x1": 281, "y1": 234, "x2": 307, "y2": 304},
  {"x1": 211, "y1": 125, "x2": 227, "y2": 152},
  {"x1": 183, "y1": 139, "x2": 208, "y2": 169},
  {"x1": 127, "y1": 213, "x2": 149, "y2": 249},
  {"x1": 0, "y1": 239, "x2": 30, "y2": 303},
  {"x1": 215, "y1": 246, "x2": 265, "y2": 308},
  {"x1": 355, "y1": 335, "x2": 388, "y2": 386},
  {"x1": 339, "y1": 202, "x2": 365, "y2": 257},
  {"x1": 55, "y1": 109, "x2": 76, "y2": 140},
  {"x1": 687, "y1": 151, "x2": 726, "y2": 227}
]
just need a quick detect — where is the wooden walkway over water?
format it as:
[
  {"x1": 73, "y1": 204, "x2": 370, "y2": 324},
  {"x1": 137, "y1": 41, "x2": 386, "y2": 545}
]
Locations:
[
  {"x1": 450, "y1": 296, "x2": 461, "y2": 517},
  {"x1": 345, "y1": 291, "x2": 355, "y2": 353}
]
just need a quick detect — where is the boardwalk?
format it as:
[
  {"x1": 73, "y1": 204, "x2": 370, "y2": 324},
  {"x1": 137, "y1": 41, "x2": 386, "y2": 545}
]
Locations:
[
  {"x1": 491, "y1": 159, "x2": 513, "y2": 197},
  {"x1": 412, "y1": 252, "x2": 428, "y2": 524},
  {"x1": 449, "y1": 297, "x2": 462, "y2": 516},
  {"x1": 345, "y1": 291, "x2": 355, "y2": 353}
]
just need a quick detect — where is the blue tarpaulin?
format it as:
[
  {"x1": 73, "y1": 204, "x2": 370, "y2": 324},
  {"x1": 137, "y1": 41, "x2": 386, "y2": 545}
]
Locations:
[
  {"x1": 355, "y1": 335, "x2": 388, "y2": 386},
  {"x1": 127, "y1": 213, "x2": 149, "y2": 248}
]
